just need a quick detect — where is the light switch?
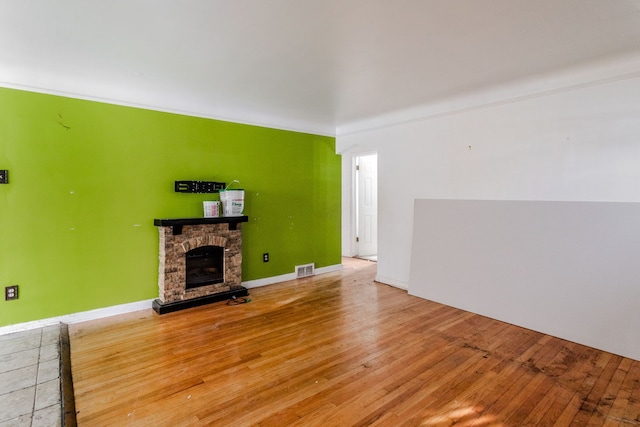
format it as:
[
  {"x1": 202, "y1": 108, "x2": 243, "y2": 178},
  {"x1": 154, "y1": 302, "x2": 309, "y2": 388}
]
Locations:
[{"x1": 0, "y1": 170, "x2": 8, "y2": 184}]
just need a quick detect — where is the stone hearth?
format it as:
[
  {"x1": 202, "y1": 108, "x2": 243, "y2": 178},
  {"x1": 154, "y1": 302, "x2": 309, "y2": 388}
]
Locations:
[{"x1": 152, "y1": 217, "x2": 249, "y2": 314}]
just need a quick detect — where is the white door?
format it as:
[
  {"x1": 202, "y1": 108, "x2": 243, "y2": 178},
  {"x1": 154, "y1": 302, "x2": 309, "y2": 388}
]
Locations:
[{"x1": 356, "y1": 154, "x2": 378, "y2": 257}]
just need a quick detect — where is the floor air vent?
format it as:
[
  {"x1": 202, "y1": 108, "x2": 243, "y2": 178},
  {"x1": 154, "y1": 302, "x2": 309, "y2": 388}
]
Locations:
[{"x1": 296, "y1": 263, "x2": 315, "y2": 278}]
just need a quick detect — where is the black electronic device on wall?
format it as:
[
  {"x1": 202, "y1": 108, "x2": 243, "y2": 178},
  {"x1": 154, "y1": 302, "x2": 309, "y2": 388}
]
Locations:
[{"x1": 174, "y1": 181, "x2": 225, "y2": 193}]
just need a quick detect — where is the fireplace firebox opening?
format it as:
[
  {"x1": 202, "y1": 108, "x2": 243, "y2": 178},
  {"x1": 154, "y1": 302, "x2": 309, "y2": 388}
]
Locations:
[{"x1": 186, "y1": 245, "x2": 224, "y2": 289}]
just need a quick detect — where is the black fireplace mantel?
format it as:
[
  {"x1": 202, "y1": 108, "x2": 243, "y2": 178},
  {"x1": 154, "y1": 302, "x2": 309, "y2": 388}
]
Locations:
[{"x1": 154, "y1": 216, "x2": 249, "y2": 235}]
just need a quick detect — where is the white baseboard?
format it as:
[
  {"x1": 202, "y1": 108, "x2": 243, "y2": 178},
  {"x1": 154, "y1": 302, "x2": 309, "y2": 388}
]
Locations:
[
  {"x1": 0, "y1": 299, "x2": 154, "y2": 336},
  {"x1": 243, "y1": 263, "x2": 343, "y2": 289},
  {"x1": 316, "y1": 264, "x2": 343, "y2": 275},
  {"x1": 0, "y1": 264, "x2": 345, "y2": 335},
  {"x1": 375, "y1": 275, "x2": 408, "y2": 290},
  {"x1": 243, "y1": 272, "x2": 297, "y2": 289}
]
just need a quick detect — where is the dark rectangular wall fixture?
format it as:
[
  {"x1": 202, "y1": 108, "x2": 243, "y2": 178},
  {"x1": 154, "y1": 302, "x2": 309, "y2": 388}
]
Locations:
[
  {"x1": 174, "y1": 181, "x2": 225, "y2": 193},
  {"x1": 0, "y1": 170, "x2": 8, "y2": 184}
]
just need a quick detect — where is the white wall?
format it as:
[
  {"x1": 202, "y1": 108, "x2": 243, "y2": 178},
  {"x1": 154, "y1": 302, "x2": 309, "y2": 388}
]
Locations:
[
  {"x1": 337, "y1": 58, "x2": 640, "y2": 289},
  {"x1": 336, "y1": 56, "x2": 640, "y2": 357}
]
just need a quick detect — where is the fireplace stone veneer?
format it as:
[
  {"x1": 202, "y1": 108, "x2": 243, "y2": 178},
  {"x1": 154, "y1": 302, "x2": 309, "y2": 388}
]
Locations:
[{"x1": 153, "y1": 217, "x2": 249, "y2": 314}]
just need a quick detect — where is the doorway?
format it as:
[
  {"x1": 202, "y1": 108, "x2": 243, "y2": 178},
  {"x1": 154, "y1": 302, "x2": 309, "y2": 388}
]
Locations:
[{"x1": 355, "y1": 154, "x2": 378, "y2": 260}]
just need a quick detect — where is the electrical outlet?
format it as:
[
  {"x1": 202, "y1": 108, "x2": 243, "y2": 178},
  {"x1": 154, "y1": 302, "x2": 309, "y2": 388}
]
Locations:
[
  {"x1": 5, "y1": 285, "x2": 18, "y2": 301},
  {"x1": 263, "y1": 253, "x2": 269, "y2": 262},
  {"x1": 0, "y1": 170, "x2": 8, "y2": 184}
]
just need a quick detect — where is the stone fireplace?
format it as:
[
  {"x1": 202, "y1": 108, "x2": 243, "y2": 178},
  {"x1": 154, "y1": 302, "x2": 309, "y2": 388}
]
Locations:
[{"x1": 152, "y1": 217, "x2": 249, "y2": 314}]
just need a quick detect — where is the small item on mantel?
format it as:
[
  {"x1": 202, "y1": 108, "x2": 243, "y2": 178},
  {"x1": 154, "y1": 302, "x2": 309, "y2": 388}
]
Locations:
[
  {"x1": 220, "y1": 180, "x2": 245, "y2": 217},
  {"x1": 203, "y1": 201, "x2": 221, "y2": 218}
]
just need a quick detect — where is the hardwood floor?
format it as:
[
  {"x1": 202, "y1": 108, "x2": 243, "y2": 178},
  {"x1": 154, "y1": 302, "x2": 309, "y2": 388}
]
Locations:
[{"x1": 70, "y1": 258, "x2": 640, "y2": 426}]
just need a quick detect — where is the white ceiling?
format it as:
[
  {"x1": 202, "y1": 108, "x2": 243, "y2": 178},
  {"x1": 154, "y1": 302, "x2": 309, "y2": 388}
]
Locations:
[{"x1": 2, "y1": 0, "x2": 640, "y2": 136}]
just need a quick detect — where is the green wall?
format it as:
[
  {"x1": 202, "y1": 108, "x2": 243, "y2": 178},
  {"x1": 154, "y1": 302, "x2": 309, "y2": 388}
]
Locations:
[{"x1": 0, "y1": 88, "x2": 341, "y2": 326}]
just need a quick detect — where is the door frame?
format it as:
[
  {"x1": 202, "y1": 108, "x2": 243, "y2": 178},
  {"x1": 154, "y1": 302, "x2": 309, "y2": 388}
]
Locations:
[{"x1": 352, "y1": 151, "x2": 378, "y2": 258}]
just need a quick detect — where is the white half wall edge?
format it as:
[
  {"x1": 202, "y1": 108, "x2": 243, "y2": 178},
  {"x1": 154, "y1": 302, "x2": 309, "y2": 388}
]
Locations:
[
  {"x1": 408, "y1": 199, "x2": 640, "y2": 361},
  {"x1": 0, "y1": 299, "x2": 155, "y2": 336},
  {"x1": 243, "y1": 263, "x2": 343, "y2": 289},
  {"x1": 375, "y1": 275, "x2": 408, "y2": 290}
]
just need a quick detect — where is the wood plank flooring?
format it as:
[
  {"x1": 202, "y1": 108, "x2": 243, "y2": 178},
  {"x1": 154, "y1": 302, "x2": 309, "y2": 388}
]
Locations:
[{"x1": 69, "y1": 258, "x2": 640, "y2": 426}]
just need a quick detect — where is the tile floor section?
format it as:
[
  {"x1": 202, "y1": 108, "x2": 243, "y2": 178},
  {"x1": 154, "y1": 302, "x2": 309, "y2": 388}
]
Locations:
[{"x1": 0, "y1": 325, "x2": 62, "y2": 427}]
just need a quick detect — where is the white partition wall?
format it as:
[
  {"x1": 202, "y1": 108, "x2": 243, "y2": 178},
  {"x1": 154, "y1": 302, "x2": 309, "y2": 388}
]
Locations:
[
  {"x1": 337, "y1": 56, "x2": 640, "y2": 296},
  {"x1": 409, "y1": 199, "x2": 640, "y2": 360}
]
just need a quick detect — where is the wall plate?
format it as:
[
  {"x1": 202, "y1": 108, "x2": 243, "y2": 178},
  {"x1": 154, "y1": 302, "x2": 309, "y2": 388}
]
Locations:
[
  {"x1": 0, "y1": 170, "x2": 8, "y2": 184},
  {"x1": 5, "y1": 285, "x2": 18, "y2": 300}
]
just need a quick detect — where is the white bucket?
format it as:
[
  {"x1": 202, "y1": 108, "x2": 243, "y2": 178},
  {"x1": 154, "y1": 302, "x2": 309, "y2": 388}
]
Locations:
[
  {"x1": 203, "y1": 201, "x2": 221, "y2": 218},
  {"x1": 220, "y1": 189, "x2": 244, "y2": 217}
]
